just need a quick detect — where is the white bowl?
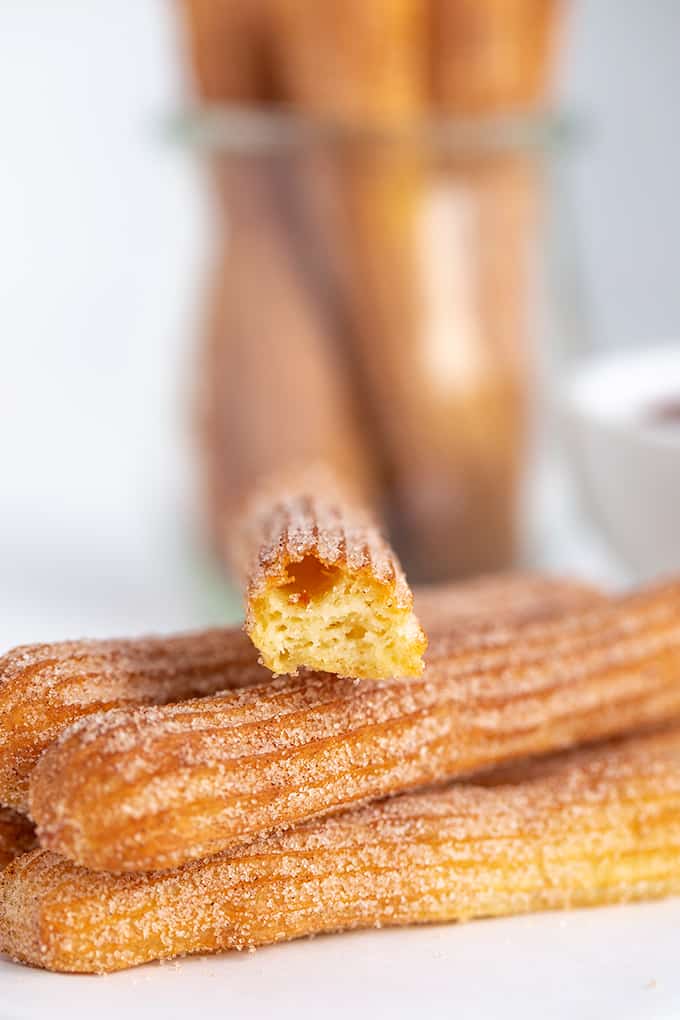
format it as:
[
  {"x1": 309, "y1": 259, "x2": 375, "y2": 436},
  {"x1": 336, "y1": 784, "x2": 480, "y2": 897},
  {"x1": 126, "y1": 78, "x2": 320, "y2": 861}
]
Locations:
[{"x1": 565, "y1": 344, "x2": 680, "y2": 580}]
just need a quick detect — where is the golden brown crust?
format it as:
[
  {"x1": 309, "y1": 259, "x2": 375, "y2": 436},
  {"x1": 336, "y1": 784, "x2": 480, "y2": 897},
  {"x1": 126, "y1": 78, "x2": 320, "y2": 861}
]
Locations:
[
  {"x1": 0, "y1": 809, "x2": 36, "y2": 871},
  {"x1": 30, "y1": 580, "x2": 680, "y2": 873},
  {"x1": 242, "y1": 470, "x2": 426, "y2": 678},
  {"x1": 0, "y1": 573, "x2": 599, "y2": 814},
  {"x1": 6, "y1": 727, "x2": 680, "y2": 972},
  {"x1": 0, "y1": 628, "x2": 268, "y2": 813}
]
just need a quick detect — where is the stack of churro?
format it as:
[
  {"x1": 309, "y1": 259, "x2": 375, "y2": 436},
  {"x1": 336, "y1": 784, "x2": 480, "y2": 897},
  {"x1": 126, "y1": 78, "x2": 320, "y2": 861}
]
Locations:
[
  {"x1": 183, "y1": 1, "x2": 566, "y2": 588},
  {"x1": 3, "y1": 571, "x2": 680, "y2": 973}
]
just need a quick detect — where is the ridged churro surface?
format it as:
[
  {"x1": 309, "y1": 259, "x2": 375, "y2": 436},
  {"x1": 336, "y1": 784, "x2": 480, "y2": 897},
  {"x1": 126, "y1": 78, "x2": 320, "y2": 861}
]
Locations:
[
  {"x1": 7, "y1": 728, "x2": 680, "y2": 972},
  {"x1": 0, "y1": 809, "x2": 36, "y2": 871},
  {"x1": 244, "y1": 472, "x2": 426, "y2": 678},
  {"x1": 0, "y1": 574, "x2": 599, "y2": 813},
  {"x1": 30, "y1": 580, "x2": 680, "y2": 873},
  {"x1": 412, "y1": 572, "x2": 604, "y2": 637},
  {"x1": 0, "y1": 629, "x2": 267, "y2": 812}
]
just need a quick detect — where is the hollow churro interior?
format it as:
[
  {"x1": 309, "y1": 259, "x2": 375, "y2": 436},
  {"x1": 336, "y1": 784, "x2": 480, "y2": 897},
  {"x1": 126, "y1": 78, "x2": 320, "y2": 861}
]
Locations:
[{"x1": 249, "y1": 554, "x2": 426, "y2": 678}]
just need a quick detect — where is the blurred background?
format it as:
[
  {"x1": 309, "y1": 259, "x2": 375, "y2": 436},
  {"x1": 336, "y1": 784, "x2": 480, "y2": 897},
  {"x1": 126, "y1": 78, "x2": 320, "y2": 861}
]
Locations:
[{"x1": 1, "y1": 0, "x2": 679, "y2": 648}]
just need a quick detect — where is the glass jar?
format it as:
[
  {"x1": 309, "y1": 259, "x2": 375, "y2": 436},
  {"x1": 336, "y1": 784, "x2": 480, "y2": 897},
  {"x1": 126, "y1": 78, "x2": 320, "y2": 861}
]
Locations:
[{"x1": 180, "y1": 107, "x2": 578, "y2": 585}]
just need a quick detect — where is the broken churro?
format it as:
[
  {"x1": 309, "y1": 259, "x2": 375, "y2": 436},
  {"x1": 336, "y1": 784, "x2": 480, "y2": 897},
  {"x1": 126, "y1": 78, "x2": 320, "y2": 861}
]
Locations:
[
  {"x1": 180, "y1": 0, "x2": 419, "y2": 680},
  {"x1": 240, "y1": 468, "x2": 426, "y2": 679},
  {"x1": 30, "y1": 580, "x2": 680, "y2": 873},
  {"x1": 0, "y1": 809, "x2": 36, "y2": 871},
  {"x1": 0, "y1": 574, "x2": 600, "y2": 813},
  {"x1": 202, "y1": 215, "x2": 424, "y2": 682},
  {"x1": 6, "y1": 727, "x2": 680, "y2": 972}
]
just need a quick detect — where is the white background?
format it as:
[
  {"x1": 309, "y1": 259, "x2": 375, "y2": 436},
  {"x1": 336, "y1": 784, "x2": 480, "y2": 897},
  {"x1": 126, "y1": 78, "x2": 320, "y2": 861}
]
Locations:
[{"x1": 0, "y1": 2, "x2": 211, "y2": 644}]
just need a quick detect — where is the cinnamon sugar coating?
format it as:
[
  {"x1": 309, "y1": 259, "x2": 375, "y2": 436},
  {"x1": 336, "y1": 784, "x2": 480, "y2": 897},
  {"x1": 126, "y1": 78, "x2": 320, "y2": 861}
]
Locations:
[
  {"x1": 6, "y1": 727, "x2": 680, "y2": 972},
  {"x1": 412, "y1": 572, "x2": 605, "y2": 637},
  {"x1": 0, "y1": 628, "x2": 268, "y2": 812},
  {"x1": 0, "y1": 573, "x2": 599, "y2": 814},
  {"x1": 30, "y1": 580, "x2": 680, "y2": 873}
]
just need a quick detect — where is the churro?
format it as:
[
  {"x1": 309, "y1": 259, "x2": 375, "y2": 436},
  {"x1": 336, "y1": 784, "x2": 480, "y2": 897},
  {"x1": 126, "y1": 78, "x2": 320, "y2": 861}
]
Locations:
[
  {"x1": 222, "y1": 6, "x2": 428, "y2": 677},
  {"x1": 201, "y1": 180, "x2": 421, "y2": 685},
  {"x1": 0, "y1": 574, "x2": 600, "y2": 814},
  {"x1": 0, "y1": 628, "x2": 268, "y2": 814},
  {"x1": 30, "y1": 580, "x2": 680, "y2": 873},
  {"x1": 199, "y1": 201, "x2": 423, "y2": 680},
  {"x1": 7, "y1": 727, "x2": 680, "y2": 972},
  {"x1": 180, "y1": 0, "x2": 419, "y2": 680},
  {"x1": 203, "y1": 202, "x2": 424, "y2": 681},
  {"x1": 412, "y1": 572, "x2": 604, "y2": 637},
  {"x1": 0, "y1": 809, "x2": 35, "y2": 871},
  {"x1": 241, "y1": 469, "x2": 425, "y2": 679}
]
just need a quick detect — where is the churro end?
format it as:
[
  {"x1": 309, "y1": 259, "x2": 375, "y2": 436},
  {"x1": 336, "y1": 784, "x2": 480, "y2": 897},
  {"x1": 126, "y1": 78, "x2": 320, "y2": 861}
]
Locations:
[{"x1": 249, "y1": 554, "x2": 426, "y2": 679}]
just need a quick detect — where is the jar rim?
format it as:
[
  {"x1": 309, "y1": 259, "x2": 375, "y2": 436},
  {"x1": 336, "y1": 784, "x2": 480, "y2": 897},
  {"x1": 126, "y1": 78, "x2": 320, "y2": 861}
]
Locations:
[{"x1": 168, "y1": 103, "x2": 582, "y2": 155}]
